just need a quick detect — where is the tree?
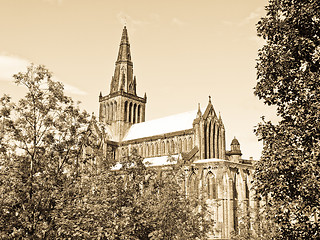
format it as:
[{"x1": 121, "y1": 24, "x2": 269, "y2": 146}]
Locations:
[
  {"x1": 0, "y1": 64, "x2": 212, "y2": 239},
  {"x1": 254, "y1": 0, "x2": 320, "y2": 239},
  {"x1": 0, "y1": 64, "x2": 91, "y2": 239},
  {"x1": 54, "y1": 150, "x2": 213, "y2": 239}
]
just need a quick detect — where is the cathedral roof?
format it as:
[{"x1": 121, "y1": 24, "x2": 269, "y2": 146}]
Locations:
[
  {"x1": 112, "y1": 154, "x2": 180, "y2": 170},
  {"x1": 122, "y1": 108, "x2": 206, "y2": 141}
]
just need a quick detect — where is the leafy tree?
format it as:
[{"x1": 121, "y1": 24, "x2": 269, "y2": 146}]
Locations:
[
  {"x1": 0, "y1": 64, "x2": 91, "y2": 239},
  {"x1": 0, "y1": 64, "x2": 212, "y2": 239},
  {"x1": 254, "y1": 0, "x2": 320, "y2": 239},
  {"x1": 55, "y1": 149, "x2": 213, "y2": 239}
]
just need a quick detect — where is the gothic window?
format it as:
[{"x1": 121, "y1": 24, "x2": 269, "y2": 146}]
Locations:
[
  {"x1": 106, "y1": 103, "x2": 110, "y2": 120},
  {"x1": 206, "y1": 172, "x2": 217, "y2": 199},
  {"x1": 133, "y1": 103, "x2": 137, "y2": 123},
  {"x1": 207, "y1": 120, "x2": 211, "y2": 158},
  {"x1": 170, "y1": 139, "x2": 175, "y2": 154},
  {"x1": 124, "y1": 101, "x2": 128, "y2": 121},
  {"x1": 113, "y1": 101, "x2": 117, "y2": 120},
  {"x1": 183, "y1": 138, "x2": 187, "y2": 152},
  {"x1": 188, "y1": 136, "x2": 193, "y2": 151},
  {"x1": 102, "y1": 103, "x2": 106, "y2": 120},
  {"x1": 145, "y1": 144, "x2": 149, "y2": 157},
  {"x1": 142, "y1": 145, "x2": 146, "y2": 157},
  {"x1": 178, "y1": 138, "x2": 182, "y2": 152},
  {"x1": 217, "y1": 127, "x2": 220, "y2": 159},
  {"x1": 166, "y1": 140, "x2": 170, "y2": 154},
  {"x1": 204, "y1": 123, "x2": 207, "y2": 158},
  {"x1": 110, "y1": 102, "x2": 113, "y2": 121},
  {"x1": 128, "y1": 102, "x2": 133, "y2": 123},
  {"x1": 215, "y1": 124, "x2": 219, "y2": 158},
  {"x1": 137, "y1": 105, "x2": 141, "y2": 123},
  {"x1": 189, "y1": 173, "x2": 198, "y2": 197},
  {"x1": 161, "y1": 141, "x2": 165, "y2": 155},
  {"x1": 210, "y1": 121, "x2": 214, "y2": 158},
  {"x1": 155, "y1": 142, "x2": 158, "y2": 156},
  {"x1": 151, "y1": 143, "x2": 154, "y2": 157},
  {"x1": 245, "y1": 177, "x2": 249, "y2": 200}
]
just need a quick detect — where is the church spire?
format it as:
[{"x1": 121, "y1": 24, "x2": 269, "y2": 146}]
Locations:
[
  {"x1": 117, "y1": 26, "x2": 131, "y2": 62},
  {"x1": 110, "y1": 26, "x2": 136, "y2": 95}
]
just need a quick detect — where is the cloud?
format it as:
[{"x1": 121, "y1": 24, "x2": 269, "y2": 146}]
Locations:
[
  {"x1": 222, "y1": 7, "x2": 264, "y2": 27},
  {"x1": 0, "y1": 53, "x2": 86, "y2": 95},
  {"x1": 0, "y1": 54, "x2": 29, "y2": 82},
  {"x1": 116, "y1": 12, "x2": 161, "y2": 31},
  {"x1": 117, "y1": 12, "x2": 148, "y2": 27},
  {"x1": 239, "y1": 7, "x2": 264, "y2": 26},
  {"x1": 172, "y1": 18, "x2": 186, "y2": 26},
  {"x1": 63, "y1": 82, "x2": 87, "y2": 95}
]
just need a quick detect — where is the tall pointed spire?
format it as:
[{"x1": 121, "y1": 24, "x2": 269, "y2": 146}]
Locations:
[
  {"x1": 117, "y1": 26, "x2": 131, "y2": 62},
  {"x1": 110, "y1": 26, "x2": 136, "y2": 95}
]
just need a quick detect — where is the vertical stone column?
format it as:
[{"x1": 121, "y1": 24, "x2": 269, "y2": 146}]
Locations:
[
  {"x1": 221, "y1": 127, "x2": 226, "y2": 159},
  {"x1": 222, "y1": 173, "x2": 228, "y2": 239},
  {"x1": 142, "y1": 104, "x2": 146, "y2": 122},
  {"x1": 228, "y1": 177, "x2": 235, "y2": 238},
  {"x1": 99, "y1": 102, "x2": 103, "y2": 122}
]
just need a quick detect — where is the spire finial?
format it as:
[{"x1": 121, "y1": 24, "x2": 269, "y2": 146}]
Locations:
[{"x1": 209, "y1": 95, "x2": 211, "y2": 103}]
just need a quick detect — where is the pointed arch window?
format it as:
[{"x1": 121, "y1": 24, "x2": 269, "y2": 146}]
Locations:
[
  {"x1": 114, "y1": 101, "x2": 117, "y2": 120},
  {"x1": 128, "y1": 102, "x2": 133, "y2": 123},
  {"x1": 188, "y1": 137, "x2": 193, "y2": 151},
  {"x1": 124, "y1": 101, "x2": 128, "y2": 121},
  {"x1": 151, "y1": 143, "x2": 154, "y2": 157},
  {"x1": 183, "y1": 138, "x2": 187, "y2": 152},
  {"x1": 137, "y1": 105, "x2": 141, "y2": 123},
  {"x1": 170, "y1": 139, "x2": 175, "y2": 154},
  {"x1": 106, "y1": 103, "x2": 110, "y2": 120},
  {"x1": 161, "y1": 141, "x2": 165, "y2": 155},
  {"x1": 189, "y1": 173, "x2": 199, "y2": 197},
  {"x1": 178, "y1": 138, "x2": 182, "y2": 152},
  {"x1": 133, "y1": 103, "x2": 137, "y2": 123},
  {"x1": 206, "y1": 172, "x2": 217, "y2": 199},
  {"x1": 110, "y1": 102, "x2": 113, "y2": 121},
  {"x1": 207, "y1": 120, "x2": 211, "y2": 158},
  {"x1": 155, "y1": 142, "x2": 159, "y2": 156}
]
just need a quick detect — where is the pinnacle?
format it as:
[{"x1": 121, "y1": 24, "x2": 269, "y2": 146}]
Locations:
[{"x1": 120, "y1": 26, "x2": 129, "y2": 45}]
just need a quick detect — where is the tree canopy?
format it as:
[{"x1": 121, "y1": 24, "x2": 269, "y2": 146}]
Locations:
[
  {"x1": 254, "y1": 0, "x2": 320, "y2": 239},
  {"x1": 0, "y1": 64, "x2": 212, "y2": 239},
  {"x1": 0, "y1": 64, "x2": 91, "y2": 238}
]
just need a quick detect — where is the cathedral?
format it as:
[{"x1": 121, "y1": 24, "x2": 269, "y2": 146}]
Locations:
[{"x1": 96, "y1": 26, "x2": 255, "y2": 239}]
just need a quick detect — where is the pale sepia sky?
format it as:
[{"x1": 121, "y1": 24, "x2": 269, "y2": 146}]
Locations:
[{"x1": 0, "y1": 0, "x2": 276, "y2": 160}]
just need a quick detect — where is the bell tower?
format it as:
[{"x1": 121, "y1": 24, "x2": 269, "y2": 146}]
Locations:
[{"x1": 99, "y1": 26, "x2": 147, "y2": 141}]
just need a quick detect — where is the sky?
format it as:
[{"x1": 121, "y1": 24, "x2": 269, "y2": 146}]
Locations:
[{"x1": 0, "y1": 0, "x2": 276, "y2": 160}]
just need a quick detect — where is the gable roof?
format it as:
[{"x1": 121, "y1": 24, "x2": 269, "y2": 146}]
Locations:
[{"x1": 122, "y1": 108, "x2": 206, "y2": 141}]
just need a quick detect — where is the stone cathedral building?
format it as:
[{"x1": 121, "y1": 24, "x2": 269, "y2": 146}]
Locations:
[{"x1": 95, "y1": 26, "x2": 255, "y2": 239}]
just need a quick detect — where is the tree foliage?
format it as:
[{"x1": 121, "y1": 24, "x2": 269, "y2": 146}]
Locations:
[
  {"x1": 54, "y1": 150, "x2": 213, "y2": 239},
  {"x1": 254, "y1": 0, "x2": 320, "y2": 239},
  {"x1": 0, "y1": 64, "x2": 91, "y2": 238},
  {"x1": 0, "y1": 64, "x2": 212, "y2": 239}
]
